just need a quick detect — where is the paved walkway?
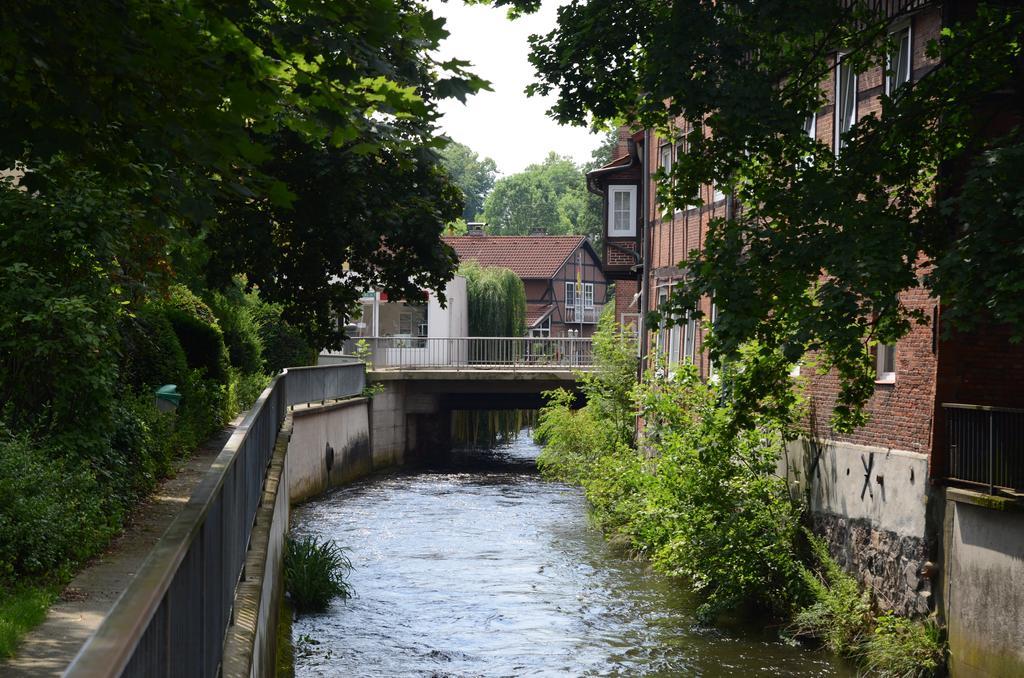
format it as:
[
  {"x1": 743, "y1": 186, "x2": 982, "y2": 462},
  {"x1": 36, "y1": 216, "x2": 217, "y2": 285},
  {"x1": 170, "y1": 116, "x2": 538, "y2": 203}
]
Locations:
[{"x1": 0, "y1": 417, "x2": 243, "y2": 677}]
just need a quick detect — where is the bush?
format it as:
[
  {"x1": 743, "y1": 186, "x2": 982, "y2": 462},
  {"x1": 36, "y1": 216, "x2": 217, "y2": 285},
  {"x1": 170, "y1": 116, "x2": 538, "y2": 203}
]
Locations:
[
  {"x1": 254, "y1": 303, "x2": 316, "y2": 374},
  {"x1": 119, "y1": 305, "x2": 188, "y2": 391},
  {"x1": 861, "y1": 613, "x2": 945, "y2": 677},
  {"x1": 789, "y1": 533, "x2": 873, "y2": 654},
  {"x1": 163, "y1": 285, "x2": 229, "y2": 383},
  {"x1": 207, "y1": 287, "x2": 264, "y2": 375},
  {"x1": 231, "y1": 369, "x2": 272, "y2": 413},
  {"x1": 0, "y1": 433, "x2": 111, "y2": 581},
  {"x1": 284, "y1": 535, "x2": 352, "y2": 614}
]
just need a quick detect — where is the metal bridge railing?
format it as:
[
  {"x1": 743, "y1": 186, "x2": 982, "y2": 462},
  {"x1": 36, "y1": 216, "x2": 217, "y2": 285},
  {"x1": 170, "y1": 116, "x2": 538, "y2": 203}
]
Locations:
[
  {"x1": 330, "y1": 336, "x2": 594, "y2": 370},
  {"x1": 944, "y1": 403, "x2": 1024, "y2": 495},
  {"x1": 65, "y1": 361, "x2": 366, "y2": 678}
]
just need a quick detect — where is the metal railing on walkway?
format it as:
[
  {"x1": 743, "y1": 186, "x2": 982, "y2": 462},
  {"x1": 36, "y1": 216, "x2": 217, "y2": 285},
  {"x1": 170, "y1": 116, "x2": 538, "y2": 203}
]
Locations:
[
  {"x1": 944, "y1": 403, "x2": 1024, "y2": 495},
  {"x1": 65, "y1": 362, "x2": 366, "y2": 678},
  {"x1": 329, "y1": 336, "x2": 594, "y2": 370}
]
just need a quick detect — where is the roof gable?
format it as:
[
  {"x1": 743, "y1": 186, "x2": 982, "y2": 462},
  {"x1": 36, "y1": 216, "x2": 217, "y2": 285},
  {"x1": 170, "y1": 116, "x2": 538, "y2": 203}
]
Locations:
[{"x1": 443, "y1": 235, "x2": 598, "y2": 280}]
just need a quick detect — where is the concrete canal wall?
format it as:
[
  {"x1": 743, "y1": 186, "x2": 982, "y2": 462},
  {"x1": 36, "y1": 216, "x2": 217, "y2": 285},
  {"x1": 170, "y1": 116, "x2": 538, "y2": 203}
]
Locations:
[
  {"x1": 940, "y1": 489, "x2": 1024, "y2": 677},
  {"x1": 783, "y1": 439, "x2": 934, "y2": 617},
  {"x1": 226, "y1": 393, "x2": 410, "y2": 676}
]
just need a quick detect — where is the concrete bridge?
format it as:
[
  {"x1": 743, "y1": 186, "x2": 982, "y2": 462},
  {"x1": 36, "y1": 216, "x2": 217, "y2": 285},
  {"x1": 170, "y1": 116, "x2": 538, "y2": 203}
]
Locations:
[{"x1": 321, "y1": 336, "x2": 594, "y2": 459}]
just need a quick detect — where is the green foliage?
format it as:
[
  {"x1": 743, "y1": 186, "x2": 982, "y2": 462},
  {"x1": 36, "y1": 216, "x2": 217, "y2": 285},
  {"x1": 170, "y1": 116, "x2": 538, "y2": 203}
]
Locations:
[
  {"x1": 791, "y1": 535, "x2": 945, "y2": 676},
  {"x1": 0, "y1": 584, "x2": 56, "y2": 659},
  {"x1": 0, "y1": 163, "x2": 128, "y2": 456},
  {"x1": 163, "y1": 285, "x2": 229, "y2": 384},
  {"x1": 506, "y1": 0, "x2": 1024, "y2": 430},
  {"x1": 635, "y1": 368, "x2": 806, "y2": 620},
  {"x1": 459, "y1": 261, "x2": 527, "y2": 337},
  {"x1": 284, "y1": 535, "x2": 353, "y2": 614},
  {"x1": 861, "y1": 613, "x2": 946, "y2": 678},
  {"x1": 253, "y1": 303, "x2": 317, "y2": 374},
  {"x1": 790, "y1": 533, "x2": 873, "y2": 655},
  {"x1": 439, "y1": 141, "x2": 498, "y2": 221},
  {"x1": 231, "y1": 370, "x2": 272, "y2": 413},
  {"x1": 0, "y1": 433, "x2": 111, "y2": 581},
  {"x1": 482, "y1": 152, "x2": 603, "y2": 244},
  {"x1": 119, "y1": 305, "x2": 188, "y2": 392},
  {"x1": 207, "y1": 284, "x2": 264, "y2": 375}
]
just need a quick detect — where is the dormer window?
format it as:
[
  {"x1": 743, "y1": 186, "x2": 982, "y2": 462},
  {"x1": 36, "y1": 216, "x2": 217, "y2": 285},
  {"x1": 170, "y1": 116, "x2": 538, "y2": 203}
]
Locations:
[{"x1": 608, "y1": 185, "x2": 637, "y2": 237}]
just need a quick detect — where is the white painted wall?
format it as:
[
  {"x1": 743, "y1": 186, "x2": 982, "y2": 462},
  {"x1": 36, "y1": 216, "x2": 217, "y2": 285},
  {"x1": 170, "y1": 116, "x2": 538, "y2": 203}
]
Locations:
[{"x1": 782, "y1": 439, "x2": 929, "y2": 539}]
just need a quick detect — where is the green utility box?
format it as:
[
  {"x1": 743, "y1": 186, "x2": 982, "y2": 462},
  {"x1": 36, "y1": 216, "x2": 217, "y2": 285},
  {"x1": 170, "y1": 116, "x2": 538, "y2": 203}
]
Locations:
[{"x1": 155, "y1": 384, "x2": 182, "y2": 412}]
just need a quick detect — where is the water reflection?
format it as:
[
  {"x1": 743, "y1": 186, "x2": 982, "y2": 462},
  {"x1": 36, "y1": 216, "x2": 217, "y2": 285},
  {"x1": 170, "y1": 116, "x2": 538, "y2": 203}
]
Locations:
[{"x1": 291, "y1": 430, "x2": 851, "y2": 677}]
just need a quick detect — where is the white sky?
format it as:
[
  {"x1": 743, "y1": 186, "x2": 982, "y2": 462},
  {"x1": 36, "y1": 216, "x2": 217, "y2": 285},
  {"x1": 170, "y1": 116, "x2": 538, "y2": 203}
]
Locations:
[{"x1": 428, "y1": 0, "x2": 600, "y2": 176}]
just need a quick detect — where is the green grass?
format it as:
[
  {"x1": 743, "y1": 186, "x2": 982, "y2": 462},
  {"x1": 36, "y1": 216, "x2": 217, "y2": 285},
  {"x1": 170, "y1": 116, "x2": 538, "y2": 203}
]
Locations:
[
  {"x1": 284, "y1": 535, "x2": 352, "y2": 614},
  {"x1": 0, "y1": 584, "x2": 58, "y2": 658}
]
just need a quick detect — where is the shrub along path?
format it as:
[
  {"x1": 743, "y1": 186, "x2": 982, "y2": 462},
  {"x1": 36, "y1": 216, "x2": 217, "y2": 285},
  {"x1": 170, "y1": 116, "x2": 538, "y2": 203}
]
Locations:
[{"x1": 0, "y1": 415, "x2": 244, "y2": 677}]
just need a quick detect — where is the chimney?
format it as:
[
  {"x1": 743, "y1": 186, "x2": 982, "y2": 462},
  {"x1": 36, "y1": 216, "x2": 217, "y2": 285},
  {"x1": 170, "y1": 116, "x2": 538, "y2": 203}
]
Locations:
[
  {"x1": 466, "y1": 222, "x2": 486, "y2": 236},
  {"x1": 529, "y1": 226, "x2": 547, "y2": 236}
]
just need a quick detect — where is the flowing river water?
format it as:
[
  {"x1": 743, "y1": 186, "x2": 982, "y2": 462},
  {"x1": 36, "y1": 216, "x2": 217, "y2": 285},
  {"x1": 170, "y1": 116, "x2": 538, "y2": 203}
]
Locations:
[{"x1": 290, "y1": 426, "x2": 853, "y2": 677}]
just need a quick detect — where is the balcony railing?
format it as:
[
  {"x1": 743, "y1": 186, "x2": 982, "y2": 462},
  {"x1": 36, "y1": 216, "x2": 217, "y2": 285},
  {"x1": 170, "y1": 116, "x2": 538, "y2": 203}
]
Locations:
[
  {"x1": 565, "y1": 304, "x2": 603, "y2": 324},
  {"x1": 943, "y1": 403, "x2": 1024, "y2": 495},
  {"x1": 329, "y1": 336, "x2": 594, "y2": 370}
]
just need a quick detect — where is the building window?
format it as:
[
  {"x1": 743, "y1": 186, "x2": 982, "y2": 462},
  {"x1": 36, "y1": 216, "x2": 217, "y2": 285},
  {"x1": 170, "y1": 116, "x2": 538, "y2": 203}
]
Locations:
[
  {"x1": 712, "y1": 182, "x2": 725, "y2": 203},
  {"x1": 657, "y1": 288, "x2": 669, "y2": 361},
  {"x1": 530, "y1": 316, "x2": 551, "y2": 338},
  {"x1": 886, "y1": 21, "x2": 912, "y2": 96},
  {"x1": 583, "y1": 283, "x2": 594, "y2": 309},
  {"x1": 876, "y1": 343, "x2": 896, "y2": 383},
  {"x1": 565, "y1": 282, "x2": 594, "y2": 322},
  {"x1": 683, "y1": 311, "x2": 697, "y2": 363},
  {"x1": 804, "y1": 113, "x2": 817, "y2": 142},
  {"x1": 608, "y1": 185, "x2": 637, "y2": 237},
  {"x1": 659, "y1": 143, "x2": 673, "y2": 174},
  {"x1": 834, "y1": 53, "x2": 858, "y2": 155}
]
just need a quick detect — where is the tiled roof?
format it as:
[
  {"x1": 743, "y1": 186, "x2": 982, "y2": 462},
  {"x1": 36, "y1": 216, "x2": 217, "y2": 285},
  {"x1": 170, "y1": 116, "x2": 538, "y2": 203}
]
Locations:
[
  {"x1": 443, "y1": 235, "x2": 587, "y2": 279},
  {"x1": 526, "y1": 303, "x2": 555, "y2": 328}
]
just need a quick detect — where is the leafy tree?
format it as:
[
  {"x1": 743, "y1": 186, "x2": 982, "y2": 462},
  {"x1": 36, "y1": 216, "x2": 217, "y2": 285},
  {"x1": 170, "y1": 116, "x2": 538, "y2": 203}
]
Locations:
[
  {"x1": 499, "y1": 0, "x2": 1024, "y2": 430},
  {"x1": 0, "y1": 0, "x2": 486, "y2": 349},
  {"x1": 482, "y1": 152, "x2": 602, "y2": 242},
  {"x1": 440, "y1": 142, "x2": 499, "y2": 221}
]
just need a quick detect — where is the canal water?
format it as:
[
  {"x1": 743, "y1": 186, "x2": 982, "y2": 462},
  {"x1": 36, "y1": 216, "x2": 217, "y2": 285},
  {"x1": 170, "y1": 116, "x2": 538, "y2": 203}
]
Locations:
[{"x1": 290, "y1": 425, "x2": 852, "y2": 677}]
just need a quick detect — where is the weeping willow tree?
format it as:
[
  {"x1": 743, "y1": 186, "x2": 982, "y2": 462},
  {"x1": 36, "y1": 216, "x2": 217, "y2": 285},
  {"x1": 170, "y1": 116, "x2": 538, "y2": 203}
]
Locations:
[{"x1": 459, "y1": 261, "x2": 526, "y2": 337}]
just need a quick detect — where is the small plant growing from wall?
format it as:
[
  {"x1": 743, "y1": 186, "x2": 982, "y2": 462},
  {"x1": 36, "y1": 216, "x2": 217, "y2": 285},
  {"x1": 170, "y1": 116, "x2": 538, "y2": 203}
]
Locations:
[
  {"x1": 353, "y1": 339, "x2": 384, "y2": 397},
  {"x1": 284, "y1": 535, "x2": 353, "y2": 614}
]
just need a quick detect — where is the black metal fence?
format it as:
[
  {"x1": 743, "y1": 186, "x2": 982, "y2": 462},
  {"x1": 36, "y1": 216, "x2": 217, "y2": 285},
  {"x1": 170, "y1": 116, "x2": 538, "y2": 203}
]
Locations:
[
  {"x1": 65, "y1": 362, "x2": 365, "y2": 678},
  {"x1": 944, "y1": 403, "x2": 1024, "y2": 495}
]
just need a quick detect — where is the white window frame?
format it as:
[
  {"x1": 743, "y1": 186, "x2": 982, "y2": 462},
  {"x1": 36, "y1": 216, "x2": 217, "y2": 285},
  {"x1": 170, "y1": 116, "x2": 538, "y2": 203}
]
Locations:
[
  {"x1": 885, "y1": 20, "x2": 912, "y2": 97},
  {"x1": 683, "y1": 312, "x2": 697, "y2": 363},
  {"x1": 805, "y1": 112, "x2": 817, "y2": 142},
  {"x1": 712, "y1": 182, "x2": 725, "y2": 203},
  {"x1": 530, "y1": 316, "x2": 551, "y2": 338},
  {"x1": 582, "y1": 282, "x2": 595, "y2": 309},
  {"x1": 608, "y1": 185, "x2": 637, "y2": 237},
  {"x1": 657, "y1": 288, "x2": 669, "y2": 360},
  {"x1": 876, "y1": 343, "x2": 896, "y2": 383},
  {"x1": 834, "y1": 52, "x2": 858, "y2": 156}
]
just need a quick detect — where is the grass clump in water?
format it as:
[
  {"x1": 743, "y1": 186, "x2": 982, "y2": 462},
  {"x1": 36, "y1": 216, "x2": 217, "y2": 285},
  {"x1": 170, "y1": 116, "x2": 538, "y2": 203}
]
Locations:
[{"x1": 284, "y1": 535, "x2": 352, "y2": 614}]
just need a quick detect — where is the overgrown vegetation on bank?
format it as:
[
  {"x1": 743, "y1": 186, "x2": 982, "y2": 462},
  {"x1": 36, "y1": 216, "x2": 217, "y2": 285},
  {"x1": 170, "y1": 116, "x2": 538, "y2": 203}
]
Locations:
[
  {"x1": 536, "y1": 312, "x2": 946, "y2": 676},
  {"x1": 0, "y1": 220, "x2": 313, "y2": 657}
]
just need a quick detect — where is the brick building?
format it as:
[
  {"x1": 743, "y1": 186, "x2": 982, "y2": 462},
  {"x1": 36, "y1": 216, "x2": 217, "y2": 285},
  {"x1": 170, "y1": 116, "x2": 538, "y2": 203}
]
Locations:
[{"x1": 587, "y1": 2, "x2": 1024, "y2": 672}]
